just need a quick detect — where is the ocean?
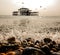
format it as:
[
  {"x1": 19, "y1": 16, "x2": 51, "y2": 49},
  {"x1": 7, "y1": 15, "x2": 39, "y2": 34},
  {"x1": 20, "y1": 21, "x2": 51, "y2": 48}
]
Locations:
[{"x1": 0, "y1": 15, "x2": 60, "y2": 43}]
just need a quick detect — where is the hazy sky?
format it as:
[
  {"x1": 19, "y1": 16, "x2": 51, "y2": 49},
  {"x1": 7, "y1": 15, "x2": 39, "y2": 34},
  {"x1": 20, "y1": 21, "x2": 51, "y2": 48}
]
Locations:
[{"x1": 0, "y1": 0, "x2": 60, "y2": 16}]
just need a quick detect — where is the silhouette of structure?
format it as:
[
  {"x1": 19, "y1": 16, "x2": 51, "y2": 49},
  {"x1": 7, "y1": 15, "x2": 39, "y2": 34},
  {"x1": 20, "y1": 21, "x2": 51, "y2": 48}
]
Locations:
[
  {"x1": 18, "y1": 8, "x2": 31, "y2": 16},
  {"x1": 12, "y1": 8, "x2": 38, "y2": 16},
  {"x1": 13, "y1": 11, "x2": 18, "y2": 16}
]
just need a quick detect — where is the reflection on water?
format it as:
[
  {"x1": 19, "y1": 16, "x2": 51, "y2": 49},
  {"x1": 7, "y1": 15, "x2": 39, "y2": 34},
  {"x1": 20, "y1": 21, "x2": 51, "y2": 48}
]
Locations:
[{"x1": 0, "y1": 15, "x2": 60, "y2": 43}]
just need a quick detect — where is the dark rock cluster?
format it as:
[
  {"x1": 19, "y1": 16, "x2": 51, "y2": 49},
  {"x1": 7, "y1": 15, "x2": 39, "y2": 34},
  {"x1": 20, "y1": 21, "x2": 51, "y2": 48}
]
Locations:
[{"x1": 0, "y1": 37, "x2": 60, "y2": 55}]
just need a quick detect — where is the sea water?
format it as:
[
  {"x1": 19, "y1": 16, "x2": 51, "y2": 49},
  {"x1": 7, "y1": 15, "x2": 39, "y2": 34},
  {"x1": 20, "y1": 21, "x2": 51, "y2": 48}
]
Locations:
[{"x1": 0, "y1": 15, "x2": 60, "y2": 43}]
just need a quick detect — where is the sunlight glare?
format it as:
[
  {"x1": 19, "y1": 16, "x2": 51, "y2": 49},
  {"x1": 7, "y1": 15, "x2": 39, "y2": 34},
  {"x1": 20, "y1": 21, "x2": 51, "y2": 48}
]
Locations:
[{"x1": 12, "y1": 0, "x2": 55, "y2": 10}]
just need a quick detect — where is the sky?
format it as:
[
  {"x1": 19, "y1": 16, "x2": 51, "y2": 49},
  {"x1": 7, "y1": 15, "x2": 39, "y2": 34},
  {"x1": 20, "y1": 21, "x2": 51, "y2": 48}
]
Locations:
[{"x1": 0, "y1": 0, "x2": 60, "y2": 16}]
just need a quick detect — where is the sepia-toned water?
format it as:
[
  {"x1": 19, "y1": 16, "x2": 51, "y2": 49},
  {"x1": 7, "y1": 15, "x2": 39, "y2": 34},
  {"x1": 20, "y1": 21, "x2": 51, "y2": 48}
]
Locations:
[{"x1": 0, "y1": 15, "x2": 60, "y2": 43}]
